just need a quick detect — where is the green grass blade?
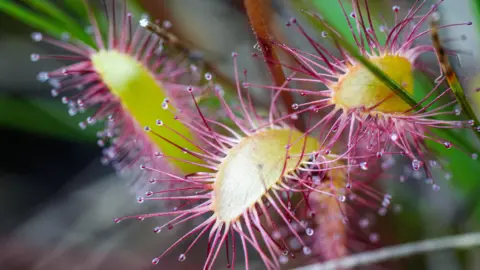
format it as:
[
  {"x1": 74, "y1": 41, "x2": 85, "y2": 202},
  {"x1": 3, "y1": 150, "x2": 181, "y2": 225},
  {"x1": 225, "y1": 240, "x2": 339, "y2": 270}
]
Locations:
[
  {"x1": 0, "y1": 0, "x2": 67, "y2": 38},
  {"x1": 20, "y1": 0, "x2": 93, "y2": 45},
  {"x1": 0, "y1": 96, "x2": 98, "y2": 142}
]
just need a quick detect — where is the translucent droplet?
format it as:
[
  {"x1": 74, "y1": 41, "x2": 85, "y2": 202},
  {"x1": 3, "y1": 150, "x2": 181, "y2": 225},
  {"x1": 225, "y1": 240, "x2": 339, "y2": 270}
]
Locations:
[
  {"x1": 178, "y1": 254, "x2": 186, "y2": 262},
  {"x1": 204, "y1": 72, "x2": 212, "y2": 80},
  {"x1": 139, "y1": 164, "x2": 146, "y2": 170},
  {"x1": 37, "y1": 72, "x2": 49, "y2": 82},
  {"x1": 163, "y1": 20, "x2": 172, "y2": 29},
  {"x1": 378, "y1": 207, "x2": 387, "y2": 216},
  {"x1": 156, "y1": 119, "x2": 163, "y2": 126},
  {"x1": 369, "y1": 233, "x2": 379, "y2": 243},
  {"x1": 30, "y1": 53, "x2": 40, "y2": 62},
  {"x1": 443, "y1": 141, "x2": 452, "y2": 149},
  {"x1": 305, "y1": 228, "x2": 314, "y2": 236},
  {"x1": 114, "y1": 217, "x2": 121, "y2": 223},
  {"x1": 137, "y1": 196, "x2": 145, "y2": 203},
  {"x1": 162, "y1": 98, "x2": 169, "y2": 110},
  {"x1": 78, "y1": 121, "x2": 87, "y2": 130},
  {"x1": 291, "y1": 103, "x2": 299, "y2": 110},
  {"x1": 360, "y1": 162, "x2": 368, "y2": 171},
  {"x1": 337, "y1": 195, "x2": 346, "y2": 202},
  {"x1": 390, "y1": 133, "x2": 398, "y2": 141},
  {"x1": 154, "y1": 226, "x2": 162, "y2": 233},
  {"x1": 359, "y1": 218, "x2": 369, "y2": 228},
  {"x1": 279, "y1": 255, "x2": 289, "y2": 264},
  {"x1": 302, "y1": 246, "x2": 312, "y2": 256},
  {"x1": 392, "y1": 5, "x2": 400, "y2": 12},
  {"x1": 321, "y1": 31, "x2": 328, "y2": 38},
  {"x1": 145, "y1": 191, "x2": 154, "y2": 197},
  {"x1": 412, "y1": 159, "x2": 421, "y2": 171},
  {"x1": 432, "y1": 184, "x2": 440, "y2": 191},
  {"x1": 31, "y1": 32, "x2": 43, "y2": 42},
  {"x1": 472, "y1": 153, "x2": 478, "y2": 160},
  {"x1": 152, "y1": 258, "x2": 160, "y2": 265}
]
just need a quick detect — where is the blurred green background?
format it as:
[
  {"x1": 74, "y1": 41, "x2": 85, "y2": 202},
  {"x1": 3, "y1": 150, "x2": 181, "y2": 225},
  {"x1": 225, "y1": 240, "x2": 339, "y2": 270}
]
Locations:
[{"x1": 1, "y1": 0, "x2": 480, "y2": 269}]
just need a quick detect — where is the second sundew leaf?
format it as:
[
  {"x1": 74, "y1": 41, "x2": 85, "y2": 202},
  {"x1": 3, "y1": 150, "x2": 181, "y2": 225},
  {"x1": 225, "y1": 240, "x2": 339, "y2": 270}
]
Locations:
[
  {"x1": 91, "y1": 50, "x2": 203, "y2": 173},
  {"x1": 27, "y1": 1, "x2": 208, "y2": 176}
]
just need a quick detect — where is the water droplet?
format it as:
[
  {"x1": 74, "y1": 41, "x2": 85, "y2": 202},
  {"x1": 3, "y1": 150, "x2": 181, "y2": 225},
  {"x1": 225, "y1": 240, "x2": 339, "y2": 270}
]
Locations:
[
  {"x1": 137, "y1": 196, "x2": 145, "y2": 203},
  {"x1": 114, "y1": 217, "x2": 121, "y2": 223},
  {"x1": 162, "y1": 98, "x2": 169, "y2": 109},
  {"x1": 472, "y1": 153, "x2": 478, "y2": 160},
  {"x1": 369, "y1": 233, "x2": 379, "y2": 243},
  {"x1": 359, "y1": 218, "x2": 369, "y2": 228},
  {"x1": 337, "y1": 195, "x2": 346, "y2": 202},
  {"x1": 154, "y1": 226, "x2": 162, "y2": 233},
  {"x1": 152, "y1": 258, "x2": 160, "y2": 265},
  {"x1": 279, "y1": 255, "x2": 289, "y2": 264},
  {"x1": 443, "y1": 141, "x2": 452, "y2": 149},
  {"x1": 178, "y1": 254, "x2": 186, "y2": 262},
  {"x1": 31, "y1": 32, "x2": 43, "y2": 42},
  {"x1": 231, "y1": 52, "x2": 238, "y2": 57},
  {"x1": 378, "y1": 207, "x2": 387, "y2": 216},
  {"x1": 350, "y1": 11, "x2": 356, "y2": 18},
  {"x1": 455, "y1": 108, "x2": 461, "y2": 115},
  {"x1": 37, "y1": 72, "x2": 49, "y2": 82},
  {"x1": 305, "y1": 228, "x2": 314, "y2": 236},
  {"x1": 376, "y1": 151, "x2": 383, "y2": 158},
  {"x1": 156, "y1": 119, "x2": 163, "y2": 126},
  {"x1": 291, "y1": 103, "x2": 299, "y2": 110},
  {"x1": 204, "y1": 72, "x2": 212, "y2": 81},
  {"x1": 68, "y1": 108, "x2": 77, "y2": 116},
  {"x1": 432, "y1": 184, "x2": 440, "y2": 191},
  {"x1": 140, "y1": 164, "x2": 146, "y2": 170},
  {"x1": 360, "y1": 162, "x2": 368, "y2": 170},
  {"x1": 302, "y1": 246, "x2": 312, "y2": 255},
  {"x1": 392, "y1": 5, "x2": 400, "y2": 12},
  {"x1": 146, "y1": 191, "x2": 154, "y2": 197},
  {"x1": 321, "y1": 31, "x2": 328, "y2": 38},
  {"x1": 163, "y1": 20, "x2": 172, "y2": 29},
  {"x1": 187, "y1": 86, "x2": 193, "y2": 92},
  {"x1": 78, "y1": 121, "x2": 87, "y2": 130},
  {"x1": 412, "y1": 159, "x2": 421, "y2": 170},
  {"x1": 30, "y1": 53, "x2": 40, "y2": 62},
  {"x1": 390, "y1": 133, "x2": 398, "y2": 141}
]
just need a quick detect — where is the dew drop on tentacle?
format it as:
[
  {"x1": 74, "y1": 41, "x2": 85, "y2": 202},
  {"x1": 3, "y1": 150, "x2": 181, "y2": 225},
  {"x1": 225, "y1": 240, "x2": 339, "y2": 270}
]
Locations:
[
  {"x1": 412, "y1": 159, "x2": 421, "y2": 171},
  {"x1": 178, "y1": 254, "x2": 186, "y2": 262}
]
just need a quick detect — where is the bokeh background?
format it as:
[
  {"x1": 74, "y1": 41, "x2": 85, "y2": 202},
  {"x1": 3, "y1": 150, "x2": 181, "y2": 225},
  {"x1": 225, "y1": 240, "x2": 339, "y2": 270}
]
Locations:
[{"x1": 1, "y1": 0, "x2": 480, "y2": 269}]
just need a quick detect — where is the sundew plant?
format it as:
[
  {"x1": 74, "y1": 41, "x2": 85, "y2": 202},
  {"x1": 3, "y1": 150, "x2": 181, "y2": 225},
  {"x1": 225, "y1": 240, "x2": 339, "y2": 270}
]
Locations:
[{"x1": 2, "y1": 0, "x2": 480, "y2": 269}]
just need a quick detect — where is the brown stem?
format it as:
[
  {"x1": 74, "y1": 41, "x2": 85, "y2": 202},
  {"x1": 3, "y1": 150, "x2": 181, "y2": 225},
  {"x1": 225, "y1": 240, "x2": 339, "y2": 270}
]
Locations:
[{"x1": 244, "y1": 0, "x2": 303, "y2": 130}]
